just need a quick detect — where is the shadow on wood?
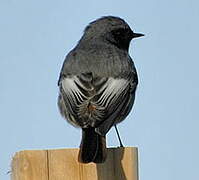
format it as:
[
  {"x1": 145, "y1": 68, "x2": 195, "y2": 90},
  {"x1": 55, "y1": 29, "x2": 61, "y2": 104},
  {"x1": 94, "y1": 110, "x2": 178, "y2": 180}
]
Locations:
[
  {"x1": 96, "y1": 147, "x2": 126, "y2": 180},
  {"x1": 11, "y1": 147, "x2": 138, "y2": 180}
]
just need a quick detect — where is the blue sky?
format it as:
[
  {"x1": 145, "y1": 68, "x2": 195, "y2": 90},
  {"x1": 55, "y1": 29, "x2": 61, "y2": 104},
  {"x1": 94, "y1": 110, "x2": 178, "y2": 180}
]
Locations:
[{"x1": 1, "y1": 0, "x2": 199, "y2": 179}]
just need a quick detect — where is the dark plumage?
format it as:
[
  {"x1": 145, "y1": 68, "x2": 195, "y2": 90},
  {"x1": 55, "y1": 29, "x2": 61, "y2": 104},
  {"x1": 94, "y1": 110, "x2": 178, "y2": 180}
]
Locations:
[{"x1": 58, "y1": 16, "x2": 144, "y2": 163}]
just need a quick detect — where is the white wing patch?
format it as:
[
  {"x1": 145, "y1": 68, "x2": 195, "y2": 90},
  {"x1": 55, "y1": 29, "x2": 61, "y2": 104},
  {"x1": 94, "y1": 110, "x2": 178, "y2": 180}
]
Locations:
[
  {"x1": 97, "y1": 78, "x2": 128, "y2": 106},
  {"x1": 60, "y1": 76, "x2": 130, "y2": 128},
  {"x1": 61, "y1": 77, "x2": 86, "y2": 102},
  {"x1": 61, "y1": 76, "x2": 128, "y2": 108}
]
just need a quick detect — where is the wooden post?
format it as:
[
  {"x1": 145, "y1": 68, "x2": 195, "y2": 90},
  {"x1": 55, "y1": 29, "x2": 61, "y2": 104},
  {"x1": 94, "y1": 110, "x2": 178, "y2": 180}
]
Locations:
[{"x1": 11, "y1": 147, "x2": 138, "y2": 180}]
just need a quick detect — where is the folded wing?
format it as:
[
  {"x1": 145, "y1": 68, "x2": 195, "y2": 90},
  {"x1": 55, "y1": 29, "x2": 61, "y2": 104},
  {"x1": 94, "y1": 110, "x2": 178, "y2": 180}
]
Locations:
[{"x1": 58, "y1": 72, "x2": 137, "y2": 136}]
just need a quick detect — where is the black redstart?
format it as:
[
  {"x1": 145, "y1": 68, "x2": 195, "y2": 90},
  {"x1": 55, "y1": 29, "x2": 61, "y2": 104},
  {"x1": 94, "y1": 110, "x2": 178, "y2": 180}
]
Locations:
[{"x1": 58, "y1": 16, "x2": 144, "y2": 163}]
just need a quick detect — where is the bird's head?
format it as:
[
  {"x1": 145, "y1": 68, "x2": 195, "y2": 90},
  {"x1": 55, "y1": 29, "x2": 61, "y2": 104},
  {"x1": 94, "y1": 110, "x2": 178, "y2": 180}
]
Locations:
[{"x1": 81, "y1": 16, "x2": 144, "y2": 50}]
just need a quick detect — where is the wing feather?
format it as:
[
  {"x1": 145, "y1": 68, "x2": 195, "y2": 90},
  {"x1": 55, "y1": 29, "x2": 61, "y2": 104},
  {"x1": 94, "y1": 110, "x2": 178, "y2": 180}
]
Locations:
[{"x1": 58, "y1": 73, "x2": 137, "y2": 133}]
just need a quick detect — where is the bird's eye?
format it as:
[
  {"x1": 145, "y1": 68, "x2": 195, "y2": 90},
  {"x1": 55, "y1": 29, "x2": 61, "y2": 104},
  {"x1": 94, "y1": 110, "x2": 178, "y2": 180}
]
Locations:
[{"x1": 112, "y1": 28, "x2": 126, "y2": 36}]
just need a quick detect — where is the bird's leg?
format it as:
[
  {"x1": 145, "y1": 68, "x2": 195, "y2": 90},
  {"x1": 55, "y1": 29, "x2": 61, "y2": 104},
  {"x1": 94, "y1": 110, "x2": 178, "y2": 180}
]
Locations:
[{"x1": 114, "y1": 125, "x2": 123, "y2": 147}]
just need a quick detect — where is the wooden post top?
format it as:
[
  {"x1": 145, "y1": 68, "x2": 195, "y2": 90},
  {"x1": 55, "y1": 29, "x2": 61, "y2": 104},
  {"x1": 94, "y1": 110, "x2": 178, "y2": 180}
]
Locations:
[{"x1": 11, "y1": 147, "x2": 138, "y2": 180}]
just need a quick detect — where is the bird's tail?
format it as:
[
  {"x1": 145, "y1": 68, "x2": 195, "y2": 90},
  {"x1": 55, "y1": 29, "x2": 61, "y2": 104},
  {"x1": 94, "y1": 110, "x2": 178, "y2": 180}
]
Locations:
[{"x1": 78, "y1": 127, "x2": 107, "y2": 163}]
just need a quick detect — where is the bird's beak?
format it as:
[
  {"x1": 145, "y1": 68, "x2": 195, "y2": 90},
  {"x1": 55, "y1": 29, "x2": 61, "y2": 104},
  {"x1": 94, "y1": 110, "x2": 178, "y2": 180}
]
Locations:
[{"x1": 132, "y1": 32, "x2": 145, "y2": 39}]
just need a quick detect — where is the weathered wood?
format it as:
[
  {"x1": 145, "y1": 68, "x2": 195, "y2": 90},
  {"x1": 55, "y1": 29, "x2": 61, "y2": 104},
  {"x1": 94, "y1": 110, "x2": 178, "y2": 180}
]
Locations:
[
  {"x1": 11, "y1": 147, "x2": 138, "y2": 180},
  {"x1": 11, "y1": 150, "x2": 48, "y2": 180}
]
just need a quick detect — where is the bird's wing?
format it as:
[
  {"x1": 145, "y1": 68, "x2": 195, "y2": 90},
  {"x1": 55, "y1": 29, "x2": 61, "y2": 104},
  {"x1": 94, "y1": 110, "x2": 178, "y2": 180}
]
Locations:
[
  {"x1": 59, "y1": 71, "x2": 137, "y2": 135},
  {"x1": 59, "y1": 73, "x2": 95, "y2": 127},
  {"x1": 94, "y1": 74, "x2": 137, "y2": 135}
]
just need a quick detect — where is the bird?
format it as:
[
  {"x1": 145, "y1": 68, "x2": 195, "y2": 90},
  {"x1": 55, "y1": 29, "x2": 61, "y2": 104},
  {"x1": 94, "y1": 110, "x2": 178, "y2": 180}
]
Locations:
[{"x1": 57, "y1": 16, "x2": 144, "y2": 163}]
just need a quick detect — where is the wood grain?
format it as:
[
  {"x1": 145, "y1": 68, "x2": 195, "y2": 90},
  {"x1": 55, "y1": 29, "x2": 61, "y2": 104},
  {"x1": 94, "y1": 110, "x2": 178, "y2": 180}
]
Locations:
[
  {"x1": 11, "y1": 147, "x2": 138, "y2": 180},
  {"x1": 11, "y1": 150, "x2": 48, "y2": 180}
]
